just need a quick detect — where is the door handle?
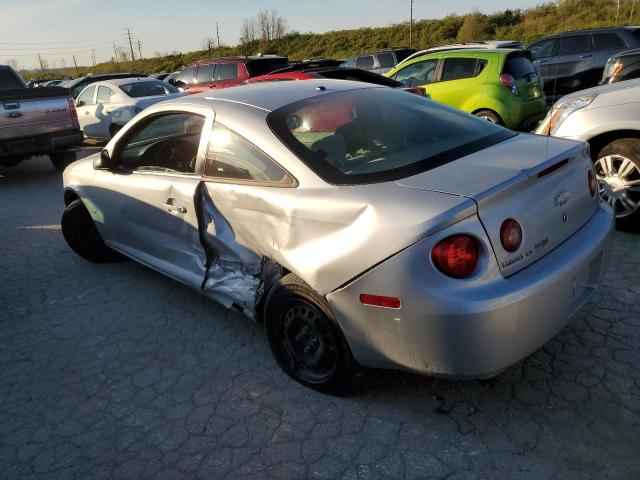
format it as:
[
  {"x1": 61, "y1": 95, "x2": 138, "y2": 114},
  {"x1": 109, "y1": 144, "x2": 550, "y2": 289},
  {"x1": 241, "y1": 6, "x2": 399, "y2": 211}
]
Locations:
[
  {"x1": 579, "y1": 54, "x2": 592, "y2": 58},
  {"x1": 84, "y1": 111, "x2": 90, "y2": 115},
  {"x1": 164, "y1": 198, "x2": 187, "y2": 214},
  {"x1": 537, "y1": 59, "x2": 550, "y2": 64},
  {"x1": 209, "y1": 84, "x2": 216, "y2": 88}
]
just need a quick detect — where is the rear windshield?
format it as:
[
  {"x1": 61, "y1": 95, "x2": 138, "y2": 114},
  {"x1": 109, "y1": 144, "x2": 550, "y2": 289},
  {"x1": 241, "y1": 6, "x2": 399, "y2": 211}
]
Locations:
[
  {"x1": 120, "y1": 81, "x2": 178, "y2": 97},
  {"x1": 502, "y1": 54, "x2": 536, "y2": 79},
  {"x1": 0, "y1": 69, "x2": 25, "y2": 89},
  {"x1": 267, "y1": 88, "x2": 514, "y2": 185},
  {"x1": 319, "y1": 69, "x2": 402, "y2": 87},
  {"x1": 247, "y1": 58, "x2": 289, "y2": 77}
]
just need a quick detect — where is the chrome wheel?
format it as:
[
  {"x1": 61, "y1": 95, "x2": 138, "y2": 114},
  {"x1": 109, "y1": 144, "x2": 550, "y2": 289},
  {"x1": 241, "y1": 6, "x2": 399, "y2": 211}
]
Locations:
[{"x1": 594, "y1": 154, "x2": 640, "y2": 218}]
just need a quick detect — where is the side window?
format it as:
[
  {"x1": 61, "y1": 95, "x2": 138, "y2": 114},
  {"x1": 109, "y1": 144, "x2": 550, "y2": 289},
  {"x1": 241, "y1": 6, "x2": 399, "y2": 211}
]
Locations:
[
  {"x1": 529, "y1": 38, "x2": 559, "y2": 59},
  {"x1": 205, "y1": 123, "x2": 292, "y2": 184},
  {"x1": 195, "y1": 64, "x2": 216, "y2": 83},
  {"x1": 116, "y1": 112, "x2": 205, "y2": 174},
  {"x1": 356, "y1": 56, "x2": 375, "y2": 70},
  {"x1": 176, "y1": 66, "x2": 196, "y2": 84},
  {"x1": 217, "y1": 63, "x2": 238, "y2": 81},
  {"x1": 96, "y1": 86, "x2": 112, "y2": 104},
  {"x1": 592, "y1": 33, "x2": 627, "y2": 50},
  {"x1": 391, "y1": 59, "x2": 438, "y2": 85},
  {"x1": 440, "y1": 58, "x2": 483, "y2": 81},
  {"x1": 377, "y1": 53, "x2": 395, "y2": 69},
  {"x1": 558, "y1": 35, "x2": 590, "y2": 55},
  {"x1": 342, "y1": 58, "x2": 357, "y2": 68},
  {"x1": 76, "y1": 85, "x2": 96, "y2": 106}
]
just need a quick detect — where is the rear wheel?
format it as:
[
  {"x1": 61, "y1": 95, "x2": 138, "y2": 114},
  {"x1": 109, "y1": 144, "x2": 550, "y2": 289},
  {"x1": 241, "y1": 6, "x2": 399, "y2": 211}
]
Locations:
[
  {"x1": 264, "y1": 274, "x2": 359, "y2": 396},
  {"x1": 61, "y1": 199, "x2": 124, "y2": 263},
  {"x1": 474, "y1": 109, "x2": 503, "y2": 125},
  {"x1": 594, "y1": 138, "x2": 640, "y2": 228},
  {"x1": 49, "y1": 151, "x2": 76, "y2": 172}
]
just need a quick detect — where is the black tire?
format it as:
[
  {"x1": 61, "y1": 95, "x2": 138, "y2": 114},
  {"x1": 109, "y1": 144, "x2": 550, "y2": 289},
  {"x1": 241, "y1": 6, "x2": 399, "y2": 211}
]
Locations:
[
  {"x1": 61, "y1": 199, "x2": 124, "y2": 263},
  {"x1": 49, "y1": 151, "x2": 76, "y2": 172},
  {"x1": 474, "y1": 109, "x2": 503, "y2": 125},
  {"x1": 109, "y1": 124, "x2": 122, "y2": 138},
  {"x1": 595, "y1": 138, "x2": 640, "y2": 229},
  {"x1": 264, "y1": 274, "x2": 359, "y2": 396}
]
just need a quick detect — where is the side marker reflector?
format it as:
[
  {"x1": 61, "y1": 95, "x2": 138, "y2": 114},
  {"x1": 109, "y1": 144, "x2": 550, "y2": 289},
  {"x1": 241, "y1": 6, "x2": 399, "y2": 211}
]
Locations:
[{"x1": 359, "y1": 294, "x2": 401, "y2": 309}]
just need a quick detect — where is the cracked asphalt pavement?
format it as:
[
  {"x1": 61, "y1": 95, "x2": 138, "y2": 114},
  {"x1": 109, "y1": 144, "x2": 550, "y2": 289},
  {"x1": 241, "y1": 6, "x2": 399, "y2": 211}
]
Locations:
[{"x1": 1, "y1": 152, "x2": 639, "y2": 479}]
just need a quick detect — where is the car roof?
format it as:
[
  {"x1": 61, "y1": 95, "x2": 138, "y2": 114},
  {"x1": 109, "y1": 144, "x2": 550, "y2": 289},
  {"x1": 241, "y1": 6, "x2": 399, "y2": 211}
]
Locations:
[
  {"x1": 157, "y1": 79, "x2": 382, "y2": 113},
  {"x1": 188, "y1": 55, "x2": 287, "y2": 66},
  {"x1": 531, "y1": 26, "x2": 640, "y2": 41},
  {"x1": 411, "y1": 48, "x2": 517, "y2": 60},
  {"x1": 94, "y1": 77, "x2": 160, "y2": 87}
]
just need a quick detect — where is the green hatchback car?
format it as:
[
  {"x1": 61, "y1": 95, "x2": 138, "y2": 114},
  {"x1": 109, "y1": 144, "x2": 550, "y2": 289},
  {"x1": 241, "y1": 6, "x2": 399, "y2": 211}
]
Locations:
[{"x1": 385, "y1": 49, "x2": 547, "y2": 130}]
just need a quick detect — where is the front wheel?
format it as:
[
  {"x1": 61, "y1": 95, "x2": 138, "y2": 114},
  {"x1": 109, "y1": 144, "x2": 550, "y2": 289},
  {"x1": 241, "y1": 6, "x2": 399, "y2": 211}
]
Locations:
[
  {"x1": 49, "y1": 151, "x2": 76, "y2": 172},
  {"x1": 594, "y1": 138, "x2": 640, "y2": 228},
  {"x1": 264, "y1": 274, "x2": 359, "y2": 396}
]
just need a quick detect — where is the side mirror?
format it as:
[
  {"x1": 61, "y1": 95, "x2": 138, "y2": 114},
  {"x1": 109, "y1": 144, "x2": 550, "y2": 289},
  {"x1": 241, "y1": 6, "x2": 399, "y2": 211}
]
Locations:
[
  {"x1": 93, "y1": 149, "x2": 116, "y2": 170},
  {"x1": 76, "y1": 100, "x2": 85, "y2": 107}
]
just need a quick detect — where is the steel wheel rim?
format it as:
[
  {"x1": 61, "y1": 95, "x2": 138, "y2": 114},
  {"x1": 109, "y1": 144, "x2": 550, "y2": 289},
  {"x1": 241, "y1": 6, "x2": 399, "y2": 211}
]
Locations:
[
  {"x1": 279, "y1": 299, "x2": 337, "y2": 384},
  {"x1": 478, "y1": 113, "x2": 497, "y2": 123},
  {"x1": 594, "y1": 154, "x2": 640, "y2": 218}
]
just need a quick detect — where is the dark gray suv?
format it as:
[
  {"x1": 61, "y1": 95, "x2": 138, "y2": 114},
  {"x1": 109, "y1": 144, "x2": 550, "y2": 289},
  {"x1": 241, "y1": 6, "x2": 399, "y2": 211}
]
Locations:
[
  {"x1": 342, "y1": 48, "x2": 416, "y2": 75},
  {"x1": 527, "y1": 27, "x2": 640, "y2": 100}
]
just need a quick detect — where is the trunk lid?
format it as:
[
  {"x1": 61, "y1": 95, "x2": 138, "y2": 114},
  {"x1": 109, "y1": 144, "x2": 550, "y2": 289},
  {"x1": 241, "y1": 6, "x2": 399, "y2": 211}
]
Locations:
[{"x1": 395, "y1": 134, "x2": 599, "y2": 277}]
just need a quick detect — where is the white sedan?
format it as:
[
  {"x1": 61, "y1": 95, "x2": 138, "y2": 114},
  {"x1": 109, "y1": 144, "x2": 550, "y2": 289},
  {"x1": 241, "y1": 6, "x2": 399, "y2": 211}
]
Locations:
[{"x1": 75, "y1": 78, "x2": 185, "y2": 140}]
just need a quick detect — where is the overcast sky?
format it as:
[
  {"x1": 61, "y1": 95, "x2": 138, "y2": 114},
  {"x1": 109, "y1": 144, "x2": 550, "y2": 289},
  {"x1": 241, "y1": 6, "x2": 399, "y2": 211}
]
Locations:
[{"x1": 2, "y1": 0, "x2": 544, "y2": 71}]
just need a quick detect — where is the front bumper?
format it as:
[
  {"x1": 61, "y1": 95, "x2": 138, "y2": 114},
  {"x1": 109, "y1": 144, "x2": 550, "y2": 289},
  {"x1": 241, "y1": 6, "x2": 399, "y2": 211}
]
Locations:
[{"x1": 327, "y1": 203, "x2": 614, "y2": 378}]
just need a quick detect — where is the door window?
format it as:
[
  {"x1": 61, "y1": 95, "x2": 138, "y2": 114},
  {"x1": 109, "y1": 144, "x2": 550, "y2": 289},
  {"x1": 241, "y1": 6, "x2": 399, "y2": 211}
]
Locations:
[
  {"x1": 115, "y1": 112, "x2": 205, "y2": 174},
  {"x1": 558, "y1": 35, "x2": 590, "y2": 55},
  {"x1": 175, "y1": 66, "x2": 196, "y2": 84},
  {"x1": 216, "y1": 63, "x2": 238, "y2": 80},
  {"x1": 356, "y1": 56, "x2": 375, "y2": 70},
  {"x1": 342, "y1": 58, "x2": 357, "y2": 68},
  {"x1": 592, "y1": 33, "x2": 627, "y2": 50},
  {"x1": 205, "y1": 123, "x2": 292, "y2": 185},
  {"x1": 76, "y1": 85, "x2": 96, "y2": 106},
  {"x1": 377, "y1": 53, "x2": 395, "y2": 68},
  {"x1": 529, "y1": 38, "x2": 559, "y2": 59},
  {"x1": 195, "y1": 64, "x2": 216, "y2": 83},
  {"x1": 440, "y1": 58, "x2": 486, "y2": 81},
  {"x1": 96, "y1": 86, "x2": 112, "y2": 104},
  {"x1": 391, "y1": 59, "x2": 438, "y2": 85}
]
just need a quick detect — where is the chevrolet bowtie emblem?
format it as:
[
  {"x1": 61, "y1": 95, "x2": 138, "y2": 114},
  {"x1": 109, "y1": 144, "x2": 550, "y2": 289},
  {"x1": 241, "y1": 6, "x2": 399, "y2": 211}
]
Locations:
[{"x1": 554, "y1": 189, "x2": 570, "y2": 207}]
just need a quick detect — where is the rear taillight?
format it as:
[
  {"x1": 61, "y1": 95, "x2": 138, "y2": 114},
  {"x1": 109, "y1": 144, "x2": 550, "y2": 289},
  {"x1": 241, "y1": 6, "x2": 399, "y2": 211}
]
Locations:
[
  {"x1": 500, "y1": 219, "x2": 523, "y2": 253},
  {"x1": 431, "y1": 235, "x2": 479, "y2": 278},
  {"x1": 402, "y1": 86, "x2": 427, "y2": 97},
  {"x1": 588, "y1": 169, "x2": 597, "y2": 197},
  {"x1": 68, "y1": 98, "x2": 79, "y2": 130},
  {"x1": 499, "y1": 74, "x2": 520, "y2": 97}
]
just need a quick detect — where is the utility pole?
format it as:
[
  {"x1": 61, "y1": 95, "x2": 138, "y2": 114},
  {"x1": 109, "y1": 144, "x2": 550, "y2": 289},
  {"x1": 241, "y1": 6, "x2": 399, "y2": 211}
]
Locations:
[
  {"x1": 91, "y1": 49, "x2": 96, "y2": 66},
  {"x1": 409, "y1": 0, "x2": 414, "y2": 48},
  {"x1": 615, "y1": 0, "x2": 621, "y2": 25},
  {"x1": 113, "y1": 43, "x2": 119, "y2": 63},
  {"x1": 72, "y1": 55, "x2": 78, "y2": 76},
  {"x1": 632, "y1": 0, "x2": 636, "y2": 23},
  {"x1": 125, "y1": 28, "x2": 135, "y2": 61},
  {"x1": 216, "y1": 22, "x2": 221, "y2": 50},
  {"x1": 37, "y1": 53, "x2": 46, "y2": 73},
  {"x1": 137, "y1": 39, "x2": 143, "y2": 59}
]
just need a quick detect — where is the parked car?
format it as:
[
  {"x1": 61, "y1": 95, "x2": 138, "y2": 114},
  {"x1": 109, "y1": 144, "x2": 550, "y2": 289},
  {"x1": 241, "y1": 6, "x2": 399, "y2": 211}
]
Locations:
[
  {"x1": 385, "y1": 49, "x2": 547, "y2": 130},
  {"x1": 527, "y1": 27, "x2": 640, "y2": 99},
  {"x1": 63, "y1": 72, "x2": 148, "y2": 99},
  {"x1": 536, "y1": 78, "x2": 640, "y2": 226},
  {"x1": 42, "y1": 79, "x2": 65, "y2": 87},
  {"x1": 61, "y1": 79, "x2": 613, "y2": 394},
  {"x1": 399, "y1": 40, "x2": 525, "y2": 66},
  {"x1": 150, "y1": 72, "x2": 170, "y2": 81},
  {"x1": 246, "y1": 60, "x2": 427, "y2": 96},
  {"x1": 74, "y1": 78, "x2": 185, "y2": 140},
  {"x1": 341, "y1": 48, "x2": 416, "y2": 74},
  {"x1": 601, "y1": 47, "x2": 640, "y2": 84},
  {"x1": 0, "y1": 64, "x2": 82, "y2": 171},
  {"x1": 171, "y1": 55, "x2": 289, "y2": 94}
]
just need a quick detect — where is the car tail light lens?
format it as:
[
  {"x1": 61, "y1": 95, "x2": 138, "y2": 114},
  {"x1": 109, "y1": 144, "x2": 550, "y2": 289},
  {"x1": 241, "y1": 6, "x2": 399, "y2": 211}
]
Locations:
[
  {"x1": 500, "y1": 219, "x2": 523, "y2": 253},
  {"x1": 431, "y1": 235, "x2": 479, "y2": 278},
  {"x1": 359, "y1": 294, "x2": 401, "y2": 309},
  {"x1": 588, "y1": 169, "x2": 597, "y2": 197},
  {"x1": 499, "y1": 74, "x2": 520, "y2": 96},
  {"x1": 68, "y1": 98, "x2": 79, "y2": 130},
  {"x1": 402, "y1": 86, "x2": 427, "y2": 97}
]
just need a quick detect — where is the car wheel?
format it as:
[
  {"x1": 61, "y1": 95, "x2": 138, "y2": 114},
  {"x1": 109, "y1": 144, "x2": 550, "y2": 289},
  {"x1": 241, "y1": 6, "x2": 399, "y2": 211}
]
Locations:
[
  {"x1": 264, "y1": 274, "x2": 359, "y2": 396},
  {"x1": 61, "y1": 199, "x2": 124, "y2": 263},
  {"x1": 474, "y1": 109, "x2": 503, "y2": 125},
  {"x1": 594, "y1": 138, "x2": 640, "y2": 228},
  {"x1": 49, "y1": 151, "x2": 76, "y2": 172},
  {"x1": 109, "y1": 124, "x2": 122, "y2": 138}
]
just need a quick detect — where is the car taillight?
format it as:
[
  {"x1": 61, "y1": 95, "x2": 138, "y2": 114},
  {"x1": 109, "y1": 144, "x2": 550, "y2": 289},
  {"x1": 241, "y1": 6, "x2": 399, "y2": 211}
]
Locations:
[
  {"x1": 588, "y1": 169, "x2": 597, "y2": 197},
  {"x1": 500, "y1": 219, "x2": 522, "y2": 253},
  {"x1": 499, "y1": 74, "x2": 520, "y2": 97},
  {"x1": 431, "y1": 235, "x2": 479, "y2": 278},
  {"x1": 402, "y1": 86, "x2": 427, "y2": 97},
  {"x1": 68, "y1": 98, "x2": 79, "y2": 130}
]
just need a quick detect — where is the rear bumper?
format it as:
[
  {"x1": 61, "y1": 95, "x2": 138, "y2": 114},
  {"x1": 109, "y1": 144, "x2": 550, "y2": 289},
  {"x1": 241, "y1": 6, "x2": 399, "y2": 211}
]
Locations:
[
  {"x1": 0, "y1": 129, "x2": 83, "y2": 158},
  {"x1": 327, "y1": 203, "x2": 614, "y2": 378}
]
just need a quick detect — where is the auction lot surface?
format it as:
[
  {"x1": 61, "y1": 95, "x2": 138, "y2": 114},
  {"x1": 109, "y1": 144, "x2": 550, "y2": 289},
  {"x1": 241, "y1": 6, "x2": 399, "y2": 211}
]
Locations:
[{"x1": 1, "y1": 150, "x2": 639, "y2": 480}]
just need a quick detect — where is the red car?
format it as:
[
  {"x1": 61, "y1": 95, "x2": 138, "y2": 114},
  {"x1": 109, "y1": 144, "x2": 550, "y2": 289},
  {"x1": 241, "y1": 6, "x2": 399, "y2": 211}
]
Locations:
[
  {"x1": 172, "y1": 55, "x2": 289, "y2": 94},
  {"x1": 246, "y1": 60, "x2": 427, "y2": 97}
]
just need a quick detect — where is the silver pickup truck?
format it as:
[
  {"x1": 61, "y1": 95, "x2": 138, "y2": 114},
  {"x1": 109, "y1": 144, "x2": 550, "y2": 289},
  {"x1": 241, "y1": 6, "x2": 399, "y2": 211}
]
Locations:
[{"x1": 1, "y1": 65, "x2": 83, "y2": 171}]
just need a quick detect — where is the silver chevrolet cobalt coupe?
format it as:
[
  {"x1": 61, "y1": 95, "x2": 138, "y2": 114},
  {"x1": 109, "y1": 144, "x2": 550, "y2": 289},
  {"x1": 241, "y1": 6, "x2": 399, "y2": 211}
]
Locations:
[{"x1": 62, "y1": 80, "x2": 614, "y2": 395}]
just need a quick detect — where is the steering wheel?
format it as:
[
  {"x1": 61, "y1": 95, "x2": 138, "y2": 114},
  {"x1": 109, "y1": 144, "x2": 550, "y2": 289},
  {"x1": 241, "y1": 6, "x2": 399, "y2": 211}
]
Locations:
[{"x1": 156, "y1": 138, "x2": 196, "y2": 172}]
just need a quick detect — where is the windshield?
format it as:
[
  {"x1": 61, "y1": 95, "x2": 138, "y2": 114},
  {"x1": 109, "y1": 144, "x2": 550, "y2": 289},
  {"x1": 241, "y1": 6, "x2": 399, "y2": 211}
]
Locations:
[
  {"x1": 268, "y1": 88, "x2": 515, "y2": 184},
  {"x1": 120, "y1": 81, "x2": 178, "y2": 97}
]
